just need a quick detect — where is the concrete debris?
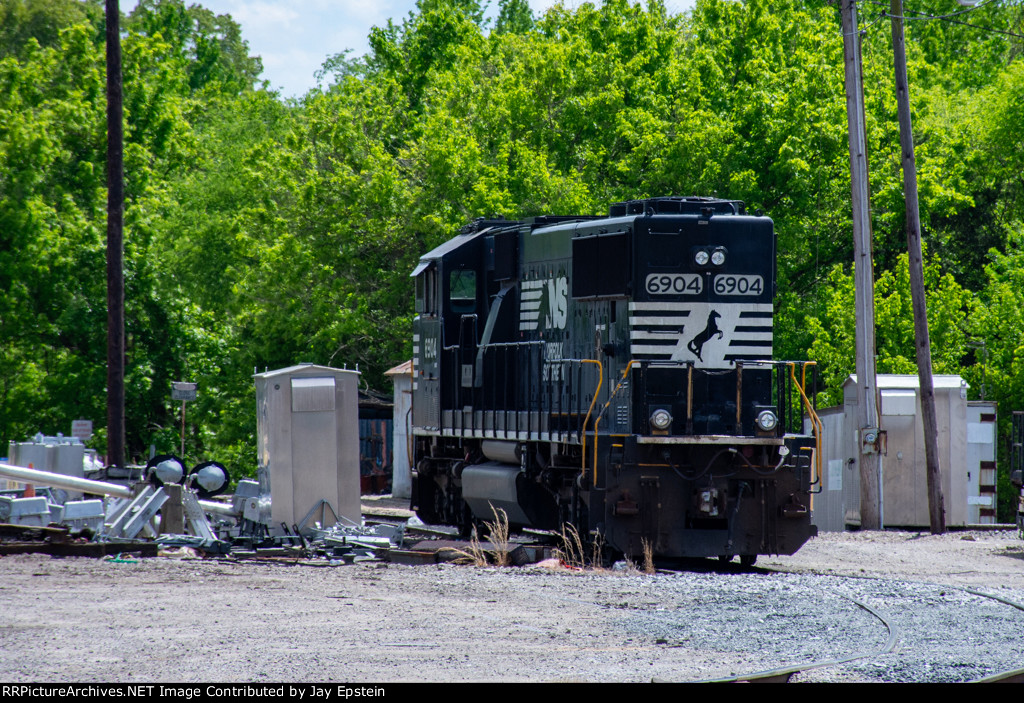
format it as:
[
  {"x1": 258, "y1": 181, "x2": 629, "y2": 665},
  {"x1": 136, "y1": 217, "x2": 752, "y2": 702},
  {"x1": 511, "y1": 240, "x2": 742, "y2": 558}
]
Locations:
[{"x1": 156, "y1": 546, "x2": 201, "y2": 559}]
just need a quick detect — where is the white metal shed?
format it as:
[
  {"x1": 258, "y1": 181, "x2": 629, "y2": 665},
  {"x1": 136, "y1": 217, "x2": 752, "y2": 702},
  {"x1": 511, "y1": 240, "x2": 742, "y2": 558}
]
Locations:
[
  {"x1": 809, "y1": 374, "x2": 996, "y2": 531},
  {"x1": 384, "y1": 360, "x2": 413, "y2": 500}
]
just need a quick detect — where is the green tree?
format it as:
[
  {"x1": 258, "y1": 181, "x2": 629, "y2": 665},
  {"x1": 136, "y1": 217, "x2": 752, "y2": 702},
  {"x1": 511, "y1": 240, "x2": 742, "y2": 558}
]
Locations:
[
  {"x1": 0, "y1": 0, "x2": 103, "y2": 59},
  {"x1": 0, "y1": 1, "x2": 266, "y2": 466},
  {"x1": 495, "y1": 0, "x2": 533, "y2": 34},
  {"x1": 127, "y1": 0, "x2": 263, "y2": 95},
  {"x1": 807, "y1": 252, "x2": 975, "y2": 406}
]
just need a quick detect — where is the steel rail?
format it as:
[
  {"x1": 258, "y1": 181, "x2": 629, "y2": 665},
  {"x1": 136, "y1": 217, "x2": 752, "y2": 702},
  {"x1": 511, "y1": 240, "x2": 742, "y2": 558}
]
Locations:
[
  {"x1": 688, "y1": 595, "x2": 897, "y2": 683},
  {"x1": 962, "y1": 588, "x2": 1024, "y2": 683},
  {"x1": 681, "y1": 576, "x2": 1024, "y2": 683}
]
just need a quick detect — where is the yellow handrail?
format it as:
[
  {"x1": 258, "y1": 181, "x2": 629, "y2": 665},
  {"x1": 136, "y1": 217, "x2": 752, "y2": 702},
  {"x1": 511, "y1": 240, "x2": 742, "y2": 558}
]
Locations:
[
  {"x1": 593, "y1": 360, "x2": 640, "y2": 485},
  {"x1": 579, "y1": 359, "x2": 603, "y2": 480},
  {"x1": 788, "y1": 361, "x2": 823, "y2": 489}
]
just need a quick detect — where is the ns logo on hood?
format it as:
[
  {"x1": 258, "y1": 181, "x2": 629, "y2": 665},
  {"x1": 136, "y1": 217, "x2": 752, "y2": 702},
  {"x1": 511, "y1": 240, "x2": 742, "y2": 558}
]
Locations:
[{"x1": 520, "y1": 276, "x2": 567, "y2": 332}]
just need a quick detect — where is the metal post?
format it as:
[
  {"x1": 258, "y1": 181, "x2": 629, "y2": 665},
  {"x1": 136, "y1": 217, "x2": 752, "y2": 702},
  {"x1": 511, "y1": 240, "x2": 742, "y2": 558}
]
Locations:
[
  {"x1": 181, "y1": 400, "x2": 187, "y2": 458},
  {"x1": 172, "y1": 382, "x2": 198, "y2": 460},
  {"x1": 891, "y1": 0, "x2": 945, "y2": 533},
  {"x1": 841, "y1": 0, "x2": 882, "y2": 529}
]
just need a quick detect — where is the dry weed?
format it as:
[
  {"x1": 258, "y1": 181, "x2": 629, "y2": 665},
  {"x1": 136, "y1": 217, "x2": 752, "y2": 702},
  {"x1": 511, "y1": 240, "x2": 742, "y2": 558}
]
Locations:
[
  {"x1": 445, "y1": 527, "x2": 489, "y2": 566},
  {"x1": 484, "y1": 504, "x2": 510, "y2": 567},
  {"x1": 447, "y1": 504, "x2": 511, "y2": 567},
  {"x1": 589, "y1": 530, "x2": 608, "y2": 572},
  {"x1": 554, "y1": 522, "x2": 586, "y2": 569},
  {"x1": 641, "y1": 538, "x2": 655, "y2": 574}
]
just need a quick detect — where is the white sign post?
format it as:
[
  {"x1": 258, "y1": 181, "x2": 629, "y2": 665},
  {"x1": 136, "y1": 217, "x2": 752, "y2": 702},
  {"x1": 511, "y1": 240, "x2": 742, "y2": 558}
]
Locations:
[{"x1": 171, "y1": 382, "x2": 198, "y2": 458}]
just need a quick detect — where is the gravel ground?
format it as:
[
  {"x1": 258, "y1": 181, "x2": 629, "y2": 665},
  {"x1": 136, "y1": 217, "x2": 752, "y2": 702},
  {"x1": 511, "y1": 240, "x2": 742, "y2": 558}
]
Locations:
[{"x1": 1, "y1": 527, "x2": 1022, "y2": 683}]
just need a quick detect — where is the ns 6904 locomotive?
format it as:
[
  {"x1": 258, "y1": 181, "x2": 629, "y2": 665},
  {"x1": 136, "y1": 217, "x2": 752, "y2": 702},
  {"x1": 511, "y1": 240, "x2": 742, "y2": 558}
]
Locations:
[{"x1": 409, "y1": 196, "x2": 819, "y2": 563}]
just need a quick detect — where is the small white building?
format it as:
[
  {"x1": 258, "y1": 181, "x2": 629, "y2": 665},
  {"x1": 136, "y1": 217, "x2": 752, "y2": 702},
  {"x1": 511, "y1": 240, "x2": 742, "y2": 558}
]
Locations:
[
  {"x1": 385, "y1": 360, "x2": 413, "y2": 500},
  {"x1": 811, "y1": 374, "x2": 997, "y2": 531}
]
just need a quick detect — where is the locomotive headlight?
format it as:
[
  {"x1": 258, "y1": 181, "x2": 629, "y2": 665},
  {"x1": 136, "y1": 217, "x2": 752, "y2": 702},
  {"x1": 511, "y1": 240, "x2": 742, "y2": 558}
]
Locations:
[
  {"x1": 650, "y1": 409, "x2": 673, "y2": 431},
  {"x1": 694, "y1": 249, "x2": 710, "y2": 266},
  {"x1": 711, "y1": 248, "x2": 727, "y2": 266},
  {"x1": 756, "y1": 410, "x2": 778, "y2": 432}
]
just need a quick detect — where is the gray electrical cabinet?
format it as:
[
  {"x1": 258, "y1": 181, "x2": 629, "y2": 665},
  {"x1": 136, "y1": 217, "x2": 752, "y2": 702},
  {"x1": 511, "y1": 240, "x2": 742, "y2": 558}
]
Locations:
[
  {"x1": 809, "y1": 374, "x2": 997, "y2": 531},
  {"x1": 7, "y1": 437, "x2": 86, "y2": 502},
  {"x1": 254, "y1": 364, "x2": 361, "y2": 535}
]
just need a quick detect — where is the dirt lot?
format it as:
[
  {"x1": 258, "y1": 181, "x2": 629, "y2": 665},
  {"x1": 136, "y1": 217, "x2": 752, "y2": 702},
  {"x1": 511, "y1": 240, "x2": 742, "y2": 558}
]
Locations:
[
  {"x1": 758, "y1": 527, "x2": 1024, "y2": 589},
  {"x1": 0, "y1": 526, "x2": 1021, "y2": 683}
]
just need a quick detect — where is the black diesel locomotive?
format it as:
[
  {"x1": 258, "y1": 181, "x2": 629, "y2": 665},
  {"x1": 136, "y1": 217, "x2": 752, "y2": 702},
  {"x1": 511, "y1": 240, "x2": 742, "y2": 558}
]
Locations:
[{"x1": 410, "y1": 196, "x2": 819, "y2": 563}]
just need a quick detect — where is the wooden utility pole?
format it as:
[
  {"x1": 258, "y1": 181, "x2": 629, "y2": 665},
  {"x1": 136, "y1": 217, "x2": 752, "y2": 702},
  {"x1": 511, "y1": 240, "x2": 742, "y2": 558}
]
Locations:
[
  {"x1": 106, "y1": 0, "x2": 126, "y2": 471},
  {"x1": 840, "y1": 0, "x2": 883, "y2": 529},
  {"x1": 890, "y1": 0, "x2": 945, "y2": 533}
]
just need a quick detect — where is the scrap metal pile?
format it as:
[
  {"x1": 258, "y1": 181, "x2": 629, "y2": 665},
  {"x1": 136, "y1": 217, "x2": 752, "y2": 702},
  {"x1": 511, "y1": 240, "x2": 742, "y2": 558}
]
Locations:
[
  {"x1": 0, "y1": 458, "x2": 412, "y2": 562},
  {"x1": 0, "y1": 442, "x2": 557, "y2": 565}
]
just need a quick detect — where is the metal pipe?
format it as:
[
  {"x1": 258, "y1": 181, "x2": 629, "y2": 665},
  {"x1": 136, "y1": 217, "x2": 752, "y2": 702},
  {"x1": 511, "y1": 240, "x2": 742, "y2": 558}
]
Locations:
[
  {"x1": 195, "y1": 498, "x2": 238, "y2": 518},
  {"x1": 1, "y1": 462, "x2": 133, "y2": 498},
  {"x1": 0, "y1": 462, "x2": 238, "y2": 517}
]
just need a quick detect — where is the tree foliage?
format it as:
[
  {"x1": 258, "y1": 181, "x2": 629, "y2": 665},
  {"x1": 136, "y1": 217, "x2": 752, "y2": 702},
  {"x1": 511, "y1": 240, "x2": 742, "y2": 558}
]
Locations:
[
  {"x1": 807, "y1": 251, "x2": 976, "y2": 406},
  {"x1": 3, "y1": 0, "x2": 1024, "y2": 517}
]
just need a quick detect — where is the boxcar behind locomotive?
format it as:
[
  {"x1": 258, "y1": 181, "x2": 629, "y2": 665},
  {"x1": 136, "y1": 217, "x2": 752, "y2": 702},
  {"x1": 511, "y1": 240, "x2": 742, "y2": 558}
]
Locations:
[{"x1": 409, "y1": 196, "x2": 818, "y2": 562}]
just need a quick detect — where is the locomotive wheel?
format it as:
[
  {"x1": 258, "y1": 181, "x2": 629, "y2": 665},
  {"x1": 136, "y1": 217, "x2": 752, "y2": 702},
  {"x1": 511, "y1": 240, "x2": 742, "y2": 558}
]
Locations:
[
  {"x1": 457, "y1": 505, "x2": 475, "y2": 539},
  {"x1": 471, "y1": 517, "x2": 492, "y2": 540},
  {"x1": 739, "y1": 554, "x2": 757, "y2": 567},
  {"x1": 718, "y1": 554, "x2": 734, "y2": 564},
  {"x1": 598, "y1": 544, "x2": 624, "y2": 569}
]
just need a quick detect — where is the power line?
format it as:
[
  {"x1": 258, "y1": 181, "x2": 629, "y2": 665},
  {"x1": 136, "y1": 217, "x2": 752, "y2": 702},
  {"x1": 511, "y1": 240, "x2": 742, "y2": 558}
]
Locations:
[
  {"x1": 862, "y1": 0, "x2": 1001, "y2": 19},
  {"x1": 859, "y1": 0, "x2": 1024, "y2": 40},
  {"x1": 897, "y1": 0, "x2": 1002, "y2": 20},
  {"x1": 859, "y1": 9, "x2": 891, "y2": 33}
]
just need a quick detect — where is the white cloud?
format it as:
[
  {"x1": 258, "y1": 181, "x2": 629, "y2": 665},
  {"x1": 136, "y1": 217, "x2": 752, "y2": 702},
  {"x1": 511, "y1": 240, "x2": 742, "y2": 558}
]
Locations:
[
  {"x1": 198, "y1": 0, "x2": 422, "y2": 96},
  {"x1": 219, "y1": 1, "x2": 300, "y2": 33}
]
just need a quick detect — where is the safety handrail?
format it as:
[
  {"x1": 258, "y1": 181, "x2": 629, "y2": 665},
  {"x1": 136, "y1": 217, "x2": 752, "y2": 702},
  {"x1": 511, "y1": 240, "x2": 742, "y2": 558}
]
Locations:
[
  {"x1": 578, "y1": 359, "x2": 603, "y2": 480},
  {"x1": 789, "y1": 361, "x2": 823, "y2": 490},
  {"x1": 592, "y1": 360, "x2": 640, "y2": 485}
]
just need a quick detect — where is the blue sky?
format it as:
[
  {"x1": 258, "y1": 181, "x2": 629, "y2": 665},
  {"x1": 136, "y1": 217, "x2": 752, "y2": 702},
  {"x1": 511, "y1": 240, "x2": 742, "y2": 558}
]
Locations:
[{"x1": 127, "y1": 1, "x2": 696, "y2": 99}]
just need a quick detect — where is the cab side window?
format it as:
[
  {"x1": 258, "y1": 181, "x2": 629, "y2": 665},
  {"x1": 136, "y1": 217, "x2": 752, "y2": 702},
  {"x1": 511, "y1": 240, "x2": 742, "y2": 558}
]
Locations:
[
  {"x1": 450, "y1": 269, "x2": 476, "y2": 313},
  {"x1": 416, "y1": 269, "x2": 439, "y2": 316}
]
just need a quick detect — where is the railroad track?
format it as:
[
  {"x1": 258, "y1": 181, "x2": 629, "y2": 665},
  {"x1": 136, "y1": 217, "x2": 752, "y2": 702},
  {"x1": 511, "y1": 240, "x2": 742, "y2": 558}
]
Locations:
[
  {"x1": 399, "y1": 539, "x2": 1024, "y2": 683},
  {"x1": 654, "y1": 575, "x2": 1024, "y2": 683}
]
